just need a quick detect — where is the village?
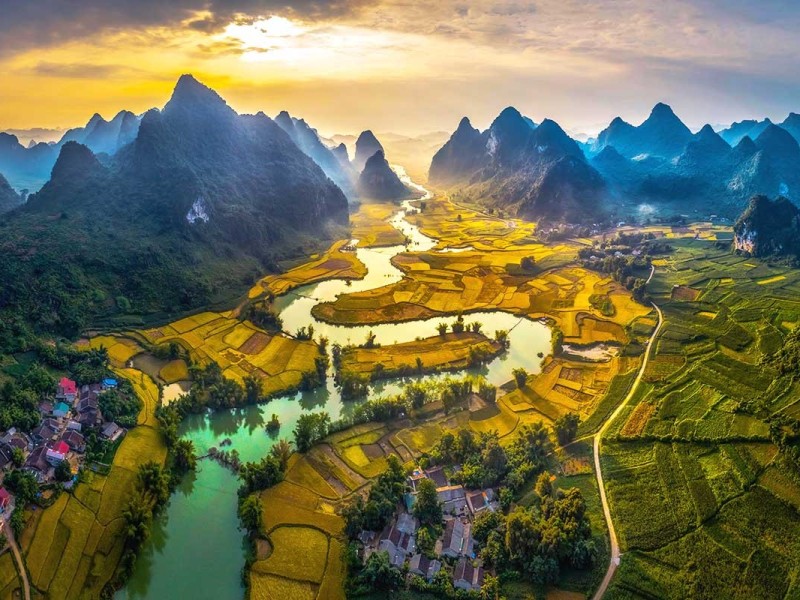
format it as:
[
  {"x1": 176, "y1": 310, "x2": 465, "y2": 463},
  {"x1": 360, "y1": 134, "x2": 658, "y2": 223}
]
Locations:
[
  {"x1": 0, "y1": 376, "x2": 128, "y2": 521},
  {"x1": 358, "y1": 463, "x2": 498, "y2": 593}
]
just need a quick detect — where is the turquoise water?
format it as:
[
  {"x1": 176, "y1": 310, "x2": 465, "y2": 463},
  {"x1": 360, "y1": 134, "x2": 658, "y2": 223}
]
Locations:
[{"x1": 120, "y1": 178, "x2": 551, "y2": 599}]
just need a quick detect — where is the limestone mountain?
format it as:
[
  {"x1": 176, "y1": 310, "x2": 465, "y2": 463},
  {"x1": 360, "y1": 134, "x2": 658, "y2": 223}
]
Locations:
[
  {"x1": 0, "y1": 74, "x2": 349, "y2": 336},
  {"x1": 357, "y1": 150, "x2": 414, "y2": 200},
  {"x1": 780, "y1": 113, "x2": 800, "y2": 145},
  {"x1": 593, "y1": 103, "x2": 693, "y2": 159},
  {"x1": 59, "y1": 110, "x2": 141, "y2": 156},
  {"x1": 274, "y1": 111, "x2": 357, "y2": 200},
  {"x1": 719, "y1": 118, "x2": 773, "y2": 147},
  {"x1": 353, "y1": 130, "x2": 384, "y2": 172},
  {"x1": 0, "y1": 133, "x2": 58, "y2": 191},
  {"x1": 429, "y1": 107, "x2": 606, "y2": 222},
  {"x1": 733, "y1": 195, "x2": 800, "y2": 257},
  {"x1": 0, "y1": 172, "x2": 22, "y2": 214}
]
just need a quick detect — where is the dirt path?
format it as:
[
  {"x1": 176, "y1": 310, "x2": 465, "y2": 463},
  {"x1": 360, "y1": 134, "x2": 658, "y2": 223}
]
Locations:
[
  {"x1": 592, "y1": 268, "x2": 663, "y2": 600},
  {"x1": 4, "y1": 520, "x2": 31, "y2": 600}
]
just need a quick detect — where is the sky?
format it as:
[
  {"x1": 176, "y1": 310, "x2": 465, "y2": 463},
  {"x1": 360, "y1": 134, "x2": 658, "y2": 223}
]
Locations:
[{"x1": 2, "y1": 0, "x2": 800, "y2": 138}]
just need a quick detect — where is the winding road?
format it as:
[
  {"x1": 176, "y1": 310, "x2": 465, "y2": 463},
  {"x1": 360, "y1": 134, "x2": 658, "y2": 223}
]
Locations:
[
  {"x1": 592, "y1": 267, "x2": 663, "y2": 600},
  {"x1": 4, "y1": 520, "x2": 31, "y2": 600}
]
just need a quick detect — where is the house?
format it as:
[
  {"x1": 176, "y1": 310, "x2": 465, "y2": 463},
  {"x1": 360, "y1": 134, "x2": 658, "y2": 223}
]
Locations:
[
  {"x1": 1, "y1": 429, "x2": 31, "y2": 452},
  {"x1": 453, "y1": 557, "x2": 484, "y2": 591},
  {"x1": 52, "y1": 401, "x2": 71, "y2": 418},
  {"x1": 56, "y1": 377, "x2": 78, "y2": 403},
  {"x1": 46, "y1": 440, "x2": 70, "y2": 466},
  {"x1": 437, "y1": 485, "x2": 469, "y2": 516},
  {"x1": 466, "y1": 489, "x2": 496, "y2": 515},
  {"x1": 101, "y1": 422, "x2": 124, "y2": 442},
  {"x1": 38, "y1": 401, "x2": 54, "y2": 416},
  {"x1": 396, "y1": 512, "x2": 419, "y2": 536},
  {"x1": 0, "y1": 488, "x2": 10, "y2": 513},
  {"x1": 24, "y1": 446, "x2": 51, "y2": 481},
  {"x1": 60, "y1": 430, "x2": 86, "y2": 453},
  {"x1": 441, "y1": 518, "x2": 473, "y2": 559},
  {"x1": 409, "y1": 554, "x2": 442, "y2": 581},
  {"x1": 358, "y1": 530, "x2": 376, "y2": 546},
  {"x1": 31, "y1": 419, "x2": 60, "y2": 443},
  {"x1": 77, "y1": 396, "x2": 101, "y2": 427},
  {"x1": 66, "y1": 420, "x2": 82, "y2": 432},
  {"x1": 0, "y1": 446, "x2": 12, "y2": 471},
  {"x1": 425, "y1": 466, "x2": 448, "y2": 488},
  {"x1": 378, "y1": 524, "x2": 416, "y2": 557},
  {"x1": 407, "y1": 468, "x2": 428, "y2": 493},
  {"x1": 79, "y1": 384, "x2": 102, "y2": 407},
  {"x1": 102, "y1": 378, "x2": 118, "y2": 390}
]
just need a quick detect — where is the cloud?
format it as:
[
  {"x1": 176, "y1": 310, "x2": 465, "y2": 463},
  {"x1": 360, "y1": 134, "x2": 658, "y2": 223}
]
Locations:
[
  {"x1": 0, "y1": 0, "x2": 369, "y2": 56},
  {"x1": 30, "y1": 62, "x2": 148, "y2": 79}
]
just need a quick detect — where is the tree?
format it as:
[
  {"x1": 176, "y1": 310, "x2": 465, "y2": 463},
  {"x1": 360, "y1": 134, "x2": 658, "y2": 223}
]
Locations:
[
  {"x1": 451, "y1": 315, "x2": 465, "y2": 334},
  {"x1": 494, "y1": 329, "x2": 510, "y2": 349},
  {"x1": 173, "y1": 439, "x2": 197, "y2": 473},
  {"x1": 4, "y1": 469, "x2": 38, "y2": 504},
  {"x1": 270, "y1": 438, "x2": 293, "y2": 471},
  {"x1": 413, "y1": 478, "x2": 443, "y2": 527},
  {"x1": 513, "y1": 367, "x2": 528, "y2": 389},
  {"x1": 416, "y1": 526, "x2": 436, "y2": 557},
  {"x1": 358, "y1": 551, "x2": 403, "y2": 591},
  {"x1": 293, "y1": 412, "x2": 331, "y2": 452},
  {"x1": 437, "y1": 322, "x2": 449, "y2": 336},
  {"x1": 511, "y1": 422, "x2": 552, "y2": 468},
  {"x1": 137, "y1": 461, "x2": 170, "y2": 508},
  {"x1": 535, "y1": 471, "x2": 553, "y2": 499},
  {"x1": 551, "y1": 326, "x2": 564, "y2": 356},
  {"x1": 10, "y1": 447, "x2": 23, "y2": 467},
  {"x1": 55, "y1": 460, "x2": 72, "y2": 482},
  {"x1": 239, "y1": 455, "x2": 284, "y2": 495},
  {"x1": 238, "y1": 494, "x2": 263, "y2": 534},
  {"x1": 122, "y1": 493, "x2": 152, "y2": 550},
  {"x1": 481, "y1": 574, "x2": 501, "y2": 600},
  {"x1": 553, "y1": 413, "x2": 580, "y2": 446},
  {"x1": 521, "y1": 256, "x2": 536, "y2": 271},
  {"x1": 243, "y1": 375, "x2": 262, "y2": 404}
]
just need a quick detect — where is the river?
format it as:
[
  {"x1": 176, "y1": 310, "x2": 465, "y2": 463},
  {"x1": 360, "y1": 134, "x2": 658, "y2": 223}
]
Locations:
[{"x1": 119, "y1": 175, "x2": 551, "y2": 599}]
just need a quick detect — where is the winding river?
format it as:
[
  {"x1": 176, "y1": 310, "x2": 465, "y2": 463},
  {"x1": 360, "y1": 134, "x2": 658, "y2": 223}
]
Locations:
[{"x1": 119, "y1": 174, "x2": 551, "y2": 599}]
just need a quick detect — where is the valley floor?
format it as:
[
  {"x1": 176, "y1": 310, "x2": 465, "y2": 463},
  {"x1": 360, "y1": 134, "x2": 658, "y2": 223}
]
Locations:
[{"x1": 6, "y1": 193, "x2": 800, "y2": 600}]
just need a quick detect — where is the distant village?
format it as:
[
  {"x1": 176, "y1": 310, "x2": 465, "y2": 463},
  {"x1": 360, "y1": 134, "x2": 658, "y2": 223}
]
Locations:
[
  {"x1": 358, "y1": 464, "x2": 498, "y2": 592},
  {"x1": 0, "y1": 376, "x2": 127, "y2": 517}
]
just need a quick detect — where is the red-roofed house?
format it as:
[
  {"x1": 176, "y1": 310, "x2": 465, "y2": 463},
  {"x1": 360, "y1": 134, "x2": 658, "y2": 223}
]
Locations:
[
  {"x1": 57, "y1": 377, "x2": 78, "y2": 403},
  {"x1": 0, "y1": 488, "x2": 10, "y2": 512},
  {"x1": 46, "y1": 440, "x2": 70, "y2": 466}
]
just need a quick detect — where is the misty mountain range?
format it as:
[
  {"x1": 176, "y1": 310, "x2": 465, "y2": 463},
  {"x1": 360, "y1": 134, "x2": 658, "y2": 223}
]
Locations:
[{"x1": 430, "y1": 102, "x2": 800, "y2": 222}]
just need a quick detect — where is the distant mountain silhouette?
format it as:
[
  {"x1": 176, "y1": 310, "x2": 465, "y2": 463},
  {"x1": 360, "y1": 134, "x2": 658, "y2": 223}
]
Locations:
[
  {"x1": 0, "y1": 133, "x2": 58, "y2": 190},
  {"x1": 719, "y1": 119, "x2": 773, "y2": 147},
  {"x1": 357, "y1": 150, "x2": 414, "y2": 200},
  {"x1": 353, "y1": 130, "x2": 384, "y2": 172},
  {"x1": 274, "y1": 111, "x2": 357, "y2": 200},
  {"x1": 60, "y1": 110, "x2": 140, "y2": 156},
  {"x1": 429, "y1": 107, "x2": 606, "y2": 221},
  {"x1": 780, "y1": 113, "x2": 800, "y2": 145},
  {"x1": 593, "y1": 103, "x2": 693, "y2": 159},
  {"x1": 0, "y1": 172, "x2": 22, "y2": 214}
]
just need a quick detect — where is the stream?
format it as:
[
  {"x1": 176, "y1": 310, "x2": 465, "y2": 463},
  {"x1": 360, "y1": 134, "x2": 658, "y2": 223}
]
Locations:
[{"x1": 119, "y1": 174, "x2": 551, "y2": 599}]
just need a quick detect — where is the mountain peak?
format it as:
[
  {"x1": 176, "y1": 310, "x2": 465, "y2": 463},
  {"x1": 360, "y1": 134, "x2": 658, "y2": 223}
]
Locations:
[
  {"x1": 649, "y1": 102, "x2": 677, "y2": 119},
  {"x1": 49, "y1": 142, "x2": 103, "y2": 183},
  {"x1": 490, "y1": 106, "x2": 526, "y2": 131},
  {"x1": 165, "y1": 74, "x2": 234, "y2": 118},
  {"x1": 755, "y1": 123, "x2": 800, "y2": 155},
  {"x1": 354, "y1": 130, "x2": 384, "y2": 172},
  {"x1": 457, "y1": 116, "x2": 473, "y2": 131}
]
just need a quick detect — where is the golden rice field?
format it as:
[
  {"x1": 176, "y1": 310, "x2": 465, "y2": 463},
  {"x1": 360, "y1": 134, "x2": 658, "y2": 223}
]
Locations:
[
  {"x1": 249, "y1": 239, "x2": 367, "y2": 300},
  {"x1": 349, "y1": 201, "x2": 408, "y2": 248},
  {"x1": 339, "y1": 331, "x2": 503, "y2": 378}
]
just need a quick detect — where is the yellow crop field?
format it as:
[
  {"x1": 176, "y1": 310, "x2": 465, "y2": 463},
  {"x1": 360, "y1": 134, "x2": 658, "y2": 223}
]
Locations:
[
  {"x1": 159, "y1": 359, "x2": 189, "y2": 383},
  {"x1": 249, "y1": 573, "x2": 317, "y2": 600},
  {"x1": 255, "y1": 526, "x2": 329, "y2": 582}
]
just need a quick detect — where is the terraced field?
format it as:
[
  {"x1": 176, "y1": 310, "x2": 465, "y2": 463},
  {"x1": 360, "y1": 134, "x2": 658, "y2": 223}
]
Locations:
[{"x1": 601, "y1": 238, "x2": 800, "y2": 599}]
